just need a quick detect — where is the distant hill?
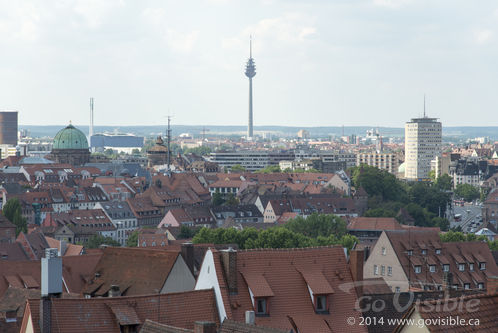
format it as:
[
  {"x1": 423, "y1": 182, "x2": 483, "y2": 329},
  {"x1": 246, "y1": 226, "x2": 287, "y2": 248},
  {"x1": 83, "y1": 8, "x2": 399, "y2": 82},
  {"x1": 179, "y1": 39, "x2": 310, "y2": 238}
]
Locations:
[{"x1": 19, "y1": 125, "x2": 498, "y2": 140}]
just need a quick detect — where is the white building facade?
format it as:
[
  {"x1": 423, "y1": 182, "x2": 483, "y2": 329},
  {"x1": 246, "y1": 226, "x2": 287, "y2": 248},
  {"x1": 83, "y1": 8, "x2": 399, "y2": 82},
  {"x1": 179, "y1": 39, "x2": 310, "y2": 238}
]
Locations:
[{"x1": 404, "y1": 117, "x2": 442, "y2": 181}]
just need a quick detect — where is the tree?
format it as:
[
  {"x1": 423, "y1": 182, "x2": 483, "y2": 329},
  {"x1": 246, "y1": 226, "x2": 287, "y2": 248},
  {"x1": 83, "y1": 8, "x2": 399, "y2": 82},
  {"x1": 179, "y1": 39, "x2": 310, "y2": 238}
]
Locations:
[
  {"x1": 256, "y1": 165, "x2": 281, "y2": 173},
  {"x1": 183, "y1": 146, "x2": 212, "y2": 156},
  {"x1": 224, "y1": 193, "x2": 239, "y2": 206},
  {"x1": 178, "y1": 225, "x2": 198, "y2": 239},
  {"x1": 126, "y1": 230, "x2": 139, "y2": 247},
  {"x1": 211, "y1": 191, "x2": 224, "y2": 206},
  {"x1": 454, "y1": 184, "x2": 480, "y2": 202},
  {"x1": 431, "y1": 217, "x2": 450, "y2": 231},
  {"x1": 284, "y1": 213, "x2": 347, "y2": 239},
  {"x1": 2, "y1": 198, "x2": 27, "y2": 235},
  {"x1": 435, "y1": 174, "x2": 452, "y2": 191},
  {"x1": 85, "y1": 234, "x2": 121, "y2": 249},
  {"x1": 131, "y1": 148, "x2": 141, "y2": 155},
  {"x1": 230, "y1": 164, "x2": 246, "y2": 172},
  {"x1": 440, "y1": 231, "x2": 467, "y2": 242},
  {"x1": 364, "y1": 208, "x2": 396, "y2": 218},
  {"x1": 352, "y1": 165, "x2": 407, "y2": 202}
]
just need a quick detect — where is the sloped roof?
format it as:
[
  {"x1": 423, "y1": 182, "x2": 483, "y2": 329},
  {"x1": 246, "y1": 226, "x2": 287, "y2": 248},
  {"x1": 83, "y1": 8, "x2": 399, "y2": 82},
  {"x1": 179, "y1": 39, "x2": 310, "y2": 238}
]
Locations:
[
  {"x1": 24, "y1": 289, "x2": 219, "y2": 333},
  {"x1": 82, "y1": 247, "x2": 180, "y2": 297},
  {"x1": 411, "y1": 293, "x2": 498, "y2": 333},
  {"x1": 348, "y1": 217, "x2": 403, "y2": 231},
  {"x1": 385, "y1": 230, "x2": 498, "y2": 290},
  {"x1": 210, "y1": 246, "x2": 367, "y2": 333}
]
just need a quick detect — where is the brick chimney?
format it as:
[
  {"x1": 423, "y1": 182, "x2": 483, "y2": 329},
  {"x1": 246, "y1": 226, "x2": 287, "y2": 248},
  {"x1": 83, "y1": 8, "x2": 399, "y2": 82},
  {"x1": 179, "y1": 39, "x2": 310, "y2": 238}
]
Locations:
[
  {"x1": 487, "y1": 275, "x2": 498, "y2": 295},
  {"x1": 181, "y1": 242, "x2": 195, "y2": 276},
  {"x1": 221, "y1": 247, "x2": 238, "y2": 294},
  {"x1": 443, "y1": 271, "x2": 453, "y2": 298},
  {"x1": 193, "y1": 321, "x2": 217, "y2": 333},
  {"x1": 349, "y1": 249, "x2": 364, "y2": 296}
]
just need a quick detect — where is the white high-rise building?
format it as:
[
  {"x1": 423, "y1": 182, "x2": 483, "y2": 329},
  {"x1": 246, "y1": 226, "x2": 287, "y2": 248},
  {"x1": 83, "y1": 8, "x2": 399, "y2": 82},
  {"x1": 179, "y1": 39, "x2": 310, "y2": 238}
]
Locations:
[{"x1": 404, "y1": 117, "x2": 442, "y2": 180}]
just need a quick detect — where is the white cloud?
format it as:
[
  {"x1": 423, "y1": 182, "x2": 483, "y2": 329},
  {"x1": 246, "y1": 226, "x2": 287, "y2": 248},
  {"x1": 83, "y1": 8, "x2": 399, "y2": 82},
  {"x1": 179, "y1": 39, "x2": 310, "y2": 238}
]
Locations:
[
  {"x1": 475, "y1": 29, "x2": 493, "y2": 44},
  {"x1": 373, "y1": 0, "x2": 412, "y2": 9},
  {"x1": 0, "y1": 2, "x2": 42, "y2": 42},
  {"x1": 73, "y1": 0, "x2": 124, "y2": 29},
  {"x1": 165, "y1": 29, "x2": 200, "y2": 53},
  {"x1": 223, "y1": 13, "x2": 316, "y2": 52}
]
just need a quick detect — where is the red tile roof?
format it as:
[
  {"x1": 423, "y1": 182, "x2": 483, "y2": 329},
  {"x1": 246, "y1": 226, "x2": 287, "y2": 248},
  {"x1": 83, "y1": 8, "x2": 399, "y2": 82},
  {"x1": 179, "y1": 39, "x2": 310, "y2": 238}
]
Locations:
[
  {"x1": 347, "y1": 217, "x2": 403, "y2": 231},
  {"x1": 210, "y1": 247, "x2": 367, "y2": 333},
  {"x1": 385, "y1": 230, "x2": 498, "y2": 290},
  {"x1": 405, "y1": 293, "x2": 498, "y2": 333},
  {"x1": 82, "y1": 247, "x2": 180, "y2": 297},
  {"x1": 23, "y1": 289, "x2": 220, "y2": 333}
]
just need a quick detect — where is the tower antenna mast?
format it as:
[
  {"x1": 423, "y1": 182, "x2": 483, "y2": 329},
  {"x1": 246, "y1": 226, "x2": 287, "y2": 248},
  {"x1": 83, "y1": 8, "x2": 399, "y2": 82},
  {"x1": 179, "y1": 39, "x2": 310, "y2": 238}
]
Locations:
[
  {"x1": 423, "y1": 94, "x2": 426, "y2": 118},
  {"x1": 167, "y1": 116, "x2": 172, "y2": 171},
  {"x1": 245, "y1": 36, "x2": 256, "y2": 139}
]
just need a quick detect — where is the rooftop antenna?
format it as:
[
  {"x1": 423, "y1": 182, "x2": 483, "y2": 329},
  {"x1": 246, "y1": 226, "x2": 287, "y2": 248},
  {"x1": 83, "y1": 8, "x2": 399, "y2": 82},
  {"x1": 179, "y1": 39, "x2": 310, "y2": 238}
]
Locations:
[
  {"x1": 89, "y1": 98, "x2": 94, "y2": 149},
  {"x1": 423, "y1": 94, "x2": 426, "y2": 118}
]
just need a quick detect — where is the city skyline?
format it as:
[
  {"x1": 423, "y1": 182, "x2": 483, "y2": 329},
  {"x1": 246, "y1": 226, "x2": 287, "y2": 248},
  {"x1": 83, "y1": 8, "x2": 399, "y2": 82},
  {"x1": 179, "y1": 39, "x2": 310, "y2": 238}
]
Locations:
[{"x1": 1, "y1": 1, "x2": 498, "y2": 127}]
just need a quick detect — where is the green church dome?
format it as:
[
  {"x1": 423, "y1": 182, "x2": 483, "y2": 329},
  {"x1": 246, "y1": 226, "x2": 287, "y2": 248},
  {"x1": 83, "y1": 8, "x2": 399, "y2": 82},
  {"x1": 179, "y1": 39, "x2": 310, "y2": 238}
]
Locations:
[{"x1": 53, "y1": 124, "x2": 88, "y2": 150}]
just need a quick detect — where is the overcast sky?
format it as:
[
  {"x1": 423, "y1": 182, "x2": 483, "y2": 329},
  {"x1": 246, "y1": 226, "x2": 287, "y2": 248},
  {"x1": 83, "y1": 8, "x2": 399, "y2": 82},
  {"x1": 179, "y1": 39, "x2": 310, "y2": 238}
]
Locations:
[{"x1": 1, "y1": 0, "x2": 497, "y2": 128}]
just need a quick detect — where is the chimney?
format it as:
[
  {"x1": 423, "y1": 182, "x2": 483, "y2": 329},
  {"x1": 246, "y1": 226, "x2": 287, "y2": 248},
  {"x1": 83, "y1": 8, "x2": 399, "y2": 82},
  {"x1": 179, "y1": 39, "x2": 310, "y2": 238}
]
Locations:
[
  {"x1": 108, "y1": 285, "x2": 121, "y2": 297},
  {"x1": 221, "y1": 247, "x2": 238, "y2": 293},
  {"x1": 41, "y1": 248, "x2": 62, "y2": 297},
  {"x1": 245, "y1": 310, "x2": 255, "y2": 325},
  {"x1": 60, "y1": 240, "x2": 67, "y2": 256},
  {"x1": 40, "y1": 248, "x2": 61, "y2": 333},
  {"x1": 443, "y1": 271, "x2": 453, "y2": 298},
  {"x1": 487, "y1": 275, "x2": 498, "y2": 295},
  {"x1": 349, "y1": 249, "x2": 364, "y2": 296},
  {"x1": 181, "y1": 242, "x2": 195, "y2": 276},
  {"x1": 193, "y1": 321, "x2": 217, "y2": 333}
]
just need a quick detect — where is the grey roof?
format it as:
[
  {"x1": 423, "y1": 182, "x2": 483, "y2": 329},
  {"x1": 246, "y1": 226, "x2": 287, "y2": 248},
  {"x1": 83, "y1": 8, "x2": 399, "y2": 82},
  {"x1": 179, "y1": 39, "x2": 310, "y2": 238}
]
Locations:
[
  {"x1": 19, "y1": 156, "x2": 54, "y2": 164},
  {"x1": 85, "y1": 162, "x2": 150, "y2": 179},
  {"x1": 99, "y1": 200, "x2": 135, "y2": 219}
]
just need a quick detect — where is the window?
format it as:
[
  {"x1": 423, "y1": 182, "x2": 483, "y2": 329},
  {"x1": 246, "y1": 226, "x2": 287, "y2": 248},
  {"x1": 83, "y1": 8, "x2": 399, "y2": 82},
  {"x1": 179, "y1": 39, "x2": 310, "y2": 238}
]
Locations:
[
  {"x1": 381, "y1": 247, "x2": 386, "y2": 256},
  {"x1": 407, "y1": 250, "x2": 413, "y2": 256},
  {"x1": 388, "y1": 266, "x2": 392, "y2": 276},
  {"x1": 422, "y1": 249, "x2": 427, "y2": 255},
  {"x1": 315, "y1": 295, "x2": 328, "y2": 313},
  {"x1": 469, "y1": 263, "x2": 474, "y2": 271},
  {"x1": 395, "y1": 287, "x2": 400, "y2": 293},
  {"x1": 443, "y1": 264, "x2": 449, "y2": 272},
  {"x1": 374, "y1": 265, "x2": 379, "y2": 275},
  {"x1": 429, "y1": 265, "x2": 436, "y2": 273},
  {"x1": 255, "y1": 298, "x2": 268, "y2": 315},
  {"x1": 478, "y1": 283, "x2": 484, "y2": 290},
  {"x1": 464, "y1": 283, "x2": 470, "y2": 290},
  {"x1": 459, "y1": 264, "x2": 465, "y2": 272},
  {"x1": 381, "y1": 266, "x2": 385, "y2": 276},
  {"x1": 415, "y1": 266, "x2": 421, "y2": 274},
  {"x1": 479, "y1": 262, "x2": 486, "y2": 270}
]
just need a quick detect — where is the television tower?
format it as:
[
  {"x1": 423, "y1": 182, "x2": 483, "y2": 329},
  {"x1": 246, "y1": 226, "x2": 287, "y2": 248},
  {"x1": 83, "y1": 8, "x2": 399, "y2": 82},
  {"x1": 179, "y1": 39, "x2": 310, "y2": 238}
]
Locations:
[
  {"x1": 89, "y1": 98, "x2": 94, "y2": 150},
  {"x1": 245, "y1": 37, "x2": 256, "y2": 139}
]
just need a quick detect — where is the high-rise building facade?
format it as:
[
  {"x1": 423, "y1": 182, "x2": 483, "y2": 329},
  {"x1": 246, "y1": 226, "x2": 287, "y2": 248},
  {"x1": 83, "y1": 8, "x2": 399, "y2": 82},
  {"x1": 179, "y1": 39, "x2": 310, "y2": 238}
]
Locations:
[
  {"x1": 404, "y1": 117, "x2": 442, "y2": 180},
  {"x1": 0, "y1": 111, "x2": 18, "y2": 145}
]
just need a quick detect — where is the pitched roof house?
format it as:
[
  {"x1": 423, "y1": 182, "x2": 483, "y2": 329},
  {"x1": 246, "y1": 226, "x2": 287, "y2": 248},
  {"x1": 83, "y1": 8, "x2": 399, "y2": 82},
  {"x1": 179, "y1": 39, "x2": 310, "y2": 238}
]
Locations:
[
  {"x1": 364, "y1": 230, "x2": 498, "y2": 293},
  {"x1": 82, "y1": 247, "x2": 196, "y2": 297},
  {"x1": 195, "y1": 246, "x2": 367, "y2": 333}
]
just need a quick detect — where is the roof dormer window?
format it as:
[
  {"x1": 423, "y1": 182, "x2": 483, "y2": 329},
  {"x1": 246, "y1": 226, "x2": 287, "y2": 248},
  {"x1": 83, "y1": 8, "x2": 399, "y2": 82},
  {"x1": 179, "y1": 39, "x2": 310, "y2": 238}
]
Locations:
[
  {"x1": 255, "y1": 298, "x2": 268, "y2": 316},
  {"x1": 315, "y1": 295, "x2": 328, "y2": 314}
]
